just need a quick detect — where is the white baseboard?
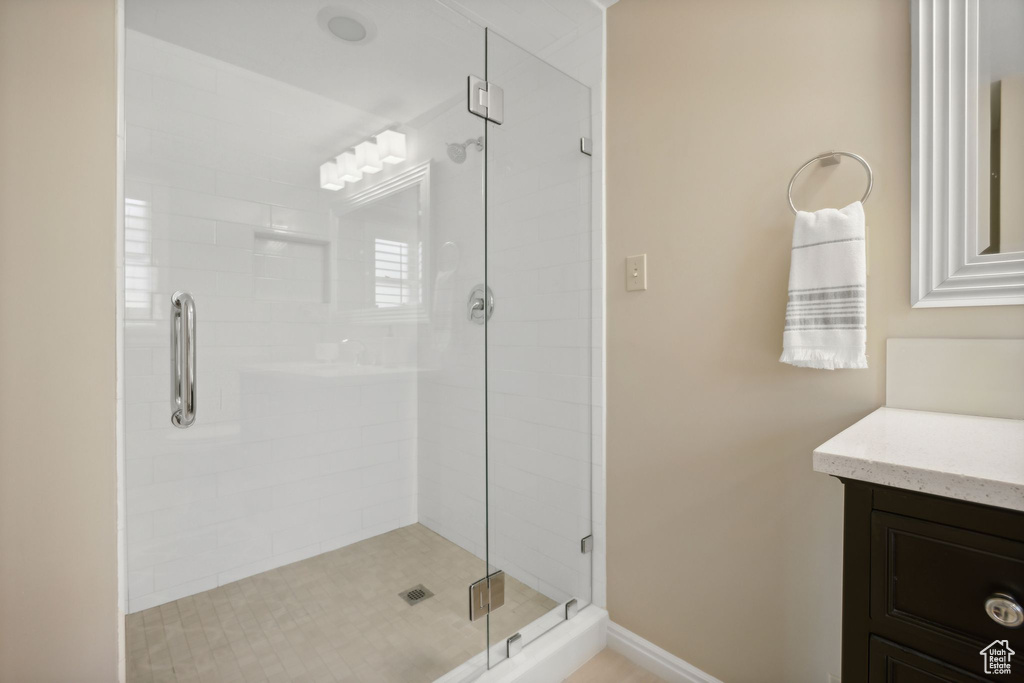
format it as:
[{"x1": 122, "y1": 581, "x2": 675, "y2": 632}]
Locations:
[{"x1": 606, "y1": 622, "x2": 723, "y2": 683}]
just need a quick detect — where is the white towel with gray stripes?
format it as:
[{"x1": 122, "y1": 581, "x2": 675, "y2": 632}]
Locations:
[{"x1": 780, "y1": 201, "x2": 867, "y2": 369}]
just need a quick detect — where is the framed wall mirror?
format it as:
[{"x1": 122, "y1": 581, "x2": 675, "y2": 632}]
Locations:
[{"x1": 912, "y1": 0, "x2": 1024, "y2": 306}]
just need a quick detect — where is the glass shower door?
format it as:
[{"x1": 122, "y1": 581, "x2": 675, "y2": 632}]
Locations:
[
  {"x1": 484, "y1": 30, "x2": 594, "y2": 667},
  {"x1": 122, "y1": 2, "x2": 491, "y2": 681}
]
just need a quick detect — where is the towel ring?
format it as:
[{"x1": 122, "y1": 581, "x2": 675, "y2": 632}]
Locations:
[{"x1": 787, "y1": 151, "x2": 873, "y2": 214}]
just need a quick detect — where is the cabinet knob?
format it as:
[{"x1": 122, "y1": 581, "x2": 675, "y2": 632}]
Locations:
[{"x1": 985, "y1": 593, "x2": 1024, "y2": 628}]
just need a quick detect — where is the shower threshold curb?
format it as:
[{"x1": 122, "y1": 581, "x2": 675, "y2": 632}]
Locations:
[{"x1": 435, "y1": 605, "x2": 608, "y2": 683}]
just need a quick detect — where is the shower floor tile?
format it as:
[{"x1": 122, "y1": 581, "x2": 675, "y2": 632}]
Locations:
[{"x1": 127, "y1": 523, "x2": 556, "y2": 683}]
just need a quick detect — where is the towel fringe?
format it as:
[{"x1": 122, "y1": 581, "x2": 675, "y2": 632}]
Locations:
[{"x1": 779, "y1": 347, "x2": 867, "y2": 370}]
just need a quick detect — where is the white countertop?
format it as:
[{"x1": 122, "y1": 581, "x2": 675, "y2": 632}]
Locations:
[{"x1": 813, "y1": 407, "x2": 1024, "y2": 512}]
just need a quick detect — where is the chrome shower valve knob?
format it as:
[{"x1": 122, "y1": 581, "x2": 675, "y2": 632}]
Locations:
[{"x1": 467, "y1": 284, "x2": 494, "y2": 323}]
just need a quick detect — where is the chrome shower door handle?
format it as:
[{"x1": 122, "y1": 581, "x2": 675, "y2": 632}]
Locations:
[{"x1": 170, "y1": 291, "x2": 196, "y2": 428}]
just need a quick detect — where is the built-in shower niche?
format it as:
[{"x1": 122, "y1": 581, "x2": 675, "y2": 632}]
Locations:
[{"x1": 253, "y1": 231, "x2": 330, "y2": 304}]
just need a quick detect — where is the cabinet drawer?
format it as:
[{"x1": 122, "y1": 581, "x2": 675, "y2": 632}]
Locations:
[
  {"x1": 869, "y1": 637, "x2": 989, "y2": 682},
  {"x1": 870, "y1": 512, "x2": 1024, "y2": 677}
]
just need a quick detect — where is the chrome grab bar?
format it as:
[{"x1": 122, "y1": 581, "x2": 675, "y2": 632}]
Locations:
[{"x1": 170, "y1": 291, "x2": 196, "y2": 428}]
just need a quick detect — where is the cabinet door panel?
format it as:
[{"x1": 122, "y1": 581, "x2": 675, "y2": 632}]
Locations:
[
  {"x1": 870, "y1": 512, "x2": 1024, "y2": 657},
  {"x1": 869, "y1": 638, "x2": 990, "y2": 683}
]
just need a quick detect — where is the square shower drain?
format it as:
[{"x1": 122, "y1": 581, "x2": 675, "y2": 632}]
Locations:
[{"x1": 398, "y1": 584, "x2": 434, "y2": 606}]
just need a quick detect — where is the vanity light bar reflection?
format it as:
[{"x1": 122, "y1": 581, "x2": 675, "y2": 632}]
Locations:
[
  {"x1": 355, "y1": 141, "x2": 382, "y2": 174},
  {"x1": 319, "y1": 130, "x2": 406, "y2": 191},
  {"x1": 337, "y1": 151, "x2": 363, "y2": 183},
  {"x1": 319, "y1": 160, "x2": 344, "y2": 191}
]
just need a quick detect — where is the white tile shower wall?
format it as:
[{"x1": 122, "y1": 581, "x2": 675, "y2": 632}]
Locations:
[
  {"x1": 124, "y1": 31, "x2": 419, "y2": 613},
  {"x1": 540, "y1": 15, "x2": 607, "y2": 612},
  {"x1": 487, "y1": 42, "x2": 593, "y2": 607},
  {"x1": 415, "y1": 107, "x2": 488, "y2": 561}
]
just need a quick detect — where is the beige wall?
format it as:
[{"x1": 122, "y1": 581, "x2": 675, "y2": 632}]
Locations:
[
  {"x1": 0, "y1": 0, "x2": 119, "y2": 680},
  {"x1": 606, "y1": 2, "x2": 1024, "y2": 682}
]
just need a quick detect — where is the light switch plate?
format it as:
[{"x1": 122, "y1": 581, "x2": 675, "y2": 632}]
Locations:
[{"x1": 626, "y1": 254, "x2": 647, "y2": 291}]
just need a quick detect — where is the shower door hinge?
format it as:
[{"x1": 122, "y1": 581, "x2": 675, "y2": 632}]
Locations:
[
  {"x1": 581, "y1": 535, "x2": 593, "y2": 554},
  {"x1": 468, "y1": 76, "x2": 504, "y2": 124},
  {"x1": 507, "y1": 632, "x2": 523, "y2": 658},
  {"x1": 468, "y1": 570, "x2": 505, "y2": 621}
]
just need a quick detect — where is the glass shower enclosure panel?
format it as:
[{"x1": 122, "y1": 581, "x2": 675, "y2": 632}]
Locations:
[
  {"x1": 122, "y1": 2, "x2": 489, "y2": 681},
  {"x1": 485, "y1": 31, "x2": 594, "y2": 666}
]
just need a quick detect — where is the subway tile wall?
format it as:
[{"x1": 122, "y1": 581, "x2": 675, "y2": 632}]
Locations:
[
  {"x1": 540, "y1": 17, "x2": 607, "y2": 611},
  {"x1": 124, "y1": 31, "x2": 427, "y2": 612}
]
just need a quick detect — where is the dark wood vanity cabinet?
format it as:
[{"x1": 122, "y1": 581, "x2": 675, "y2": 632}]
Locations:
[{"x1": 840, "y1": 480, "x2": 1024, "y2": 682}]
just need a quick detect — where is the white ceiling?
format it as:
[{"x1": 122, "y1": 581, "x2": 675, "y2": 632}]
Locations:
[
  {"x1": 438, "y1": 0, "x2": 602, "y2": 56},
  {"x1": 125, "y1": 0, "x2": 603, "y2": 173},
  {"x1": 128, "y1": 0, "x2": 481, "y2": 125},
  {"x1": 126, "y1": 0, "x2": 602, "y2": 124}
]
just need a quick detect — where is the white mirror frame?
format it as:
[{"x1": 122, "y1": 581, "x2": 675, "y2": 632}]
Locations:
[{"x1": 911, "y1": 0, "x2": 1024, "y2": 307}]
